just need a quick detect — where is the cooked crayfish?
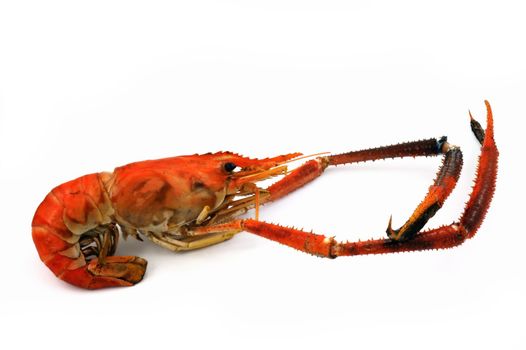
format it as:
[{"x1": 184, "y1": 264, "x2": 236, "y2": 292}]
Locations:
[{"x1": 32, "y1": 101, "x2": 498, "y2": 289}]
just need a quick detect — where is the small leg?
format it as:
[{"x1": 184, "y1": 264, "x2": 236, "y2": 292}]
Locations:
[{"x1": 145, "y1": 228, "x2": 241, "y2": 252}]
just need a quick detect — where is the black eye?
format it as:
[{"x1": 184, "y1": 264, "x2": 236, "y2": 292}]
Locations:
[{"x1": 223, "y1": 162, "x2": 237, "y2": 172}]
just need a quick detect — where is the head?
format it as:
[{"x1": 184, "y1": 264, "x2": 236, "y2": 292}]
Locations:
[
  {"x1": 186, "y1": 151, "x2": 303, "y2": 196},
  {"x1": 107, "y1": 151, "x2": 304, "y2": 230}
]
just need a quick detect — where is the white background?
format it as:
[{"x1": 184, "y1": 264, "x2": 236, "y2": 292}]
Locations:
[{"x1": 0, "y1": 1, "x2": 524, "y2": 349}]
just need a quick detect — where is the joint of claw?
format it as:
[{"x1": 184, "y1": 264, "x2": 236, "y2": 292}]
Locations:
[
  {"x1": 436, "y1": 136, "x2": 451, "y2": 153},
  {"x1": 324, "y1": 236, "x2": 339, "y2": 259},
  {"x1": 438, "y1": 139, "x2": 461, "y2": 154}
]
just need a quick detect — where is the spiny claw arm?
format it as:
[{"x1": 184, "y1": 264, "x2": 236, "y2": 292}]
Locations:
[{"x1": 234, "y1": 101, "x2": 498, "y2": 257}]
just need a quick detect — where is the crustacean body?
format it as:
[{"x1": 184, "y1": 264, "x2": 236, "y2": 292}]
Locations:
[{"x1": 32, "y1": 101, "x2": 499, "y2": 289}]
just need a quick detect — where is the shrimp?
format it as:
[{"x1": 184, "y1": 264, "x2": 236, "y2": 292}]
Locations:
[{"x1": 32, "y1": 101, "x2": 498, "y2": 289}]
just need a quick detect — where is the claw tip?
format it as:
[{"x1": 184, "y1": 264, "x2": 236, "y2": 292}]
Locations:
[
  {"x1": 386, "y1": 215, "x2": 395, "y2": 235},
  {"x1": 484, "y1": 100, "x2": 494, "y2": 140}
]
